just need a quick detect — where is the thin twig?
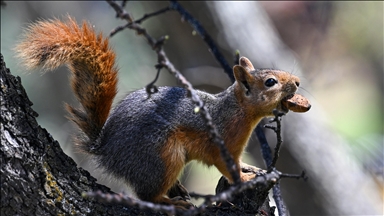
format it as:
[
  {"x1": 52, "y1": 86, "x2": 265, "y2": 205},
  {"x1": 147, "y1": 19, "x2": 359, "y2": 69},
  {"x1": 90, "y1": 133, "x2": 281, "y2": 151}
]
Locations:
[
  {"x1": 280, "y1": 170, "x2": 308, "y2": 181},
  {"x1": 262, "y1": 110, "x2": 289, "y2": 216},
  {"x1": 134, "y1": 6, "x2": 172, "y2": 24},
  {"x1": 265, "y1": 109, "x2": 286, "y2": 170},
  {"x1": 107, "y1": 0, "x2": 132, "y2": 21},
  {"x1": 145, "y1": 65, "x2": 162, "y2": 97},
  {"x1": 121, "y1": 0, "x2": 128, "y2": 8},
  {"x1": 109, "y1": 6, "x2": 172, "y2": 37},
  {"x1": 109, "y1": 24, "x2": 127, "y2": 37}
]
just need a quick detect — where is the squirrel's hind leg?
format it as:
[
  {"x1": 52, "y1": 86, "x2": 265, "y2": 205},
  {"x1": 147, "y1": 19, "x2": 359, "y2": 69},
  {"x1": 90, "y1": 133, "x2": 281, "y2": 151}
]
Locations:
[
  {"x1": 167, "y1": 180, "x2": 190, "y2": 201},
  {"x1": 152, "y1": 196, "x2": 194, "y2": 210},
  {"x1": 147, "y1": 160, "x2": 194, "y2": 210},
  {"x1": 143, "y1": 134, "x2": 193, "y2": 209}
]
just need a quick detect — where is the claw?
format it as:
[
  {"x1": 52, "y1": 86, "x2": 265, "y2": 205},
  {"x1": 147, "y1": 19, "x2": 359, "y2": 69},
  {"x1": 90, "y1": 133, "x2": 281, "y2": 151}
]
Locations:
[{"x1": 167, "y1": 180, "x2": 191, "y2": 200}]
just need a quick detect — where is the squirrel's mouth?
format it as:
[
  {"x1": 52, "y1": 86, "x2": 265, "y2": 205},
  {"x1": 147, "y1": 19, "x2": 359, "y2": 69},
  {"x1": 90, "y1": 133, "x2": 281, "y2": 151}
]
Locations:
[
  {"x1": 279, "y1": 94, "x2": 311, "y2": 113},
  {"x1": 278, "y1": 94, "x2": 294, "y2": 113}
]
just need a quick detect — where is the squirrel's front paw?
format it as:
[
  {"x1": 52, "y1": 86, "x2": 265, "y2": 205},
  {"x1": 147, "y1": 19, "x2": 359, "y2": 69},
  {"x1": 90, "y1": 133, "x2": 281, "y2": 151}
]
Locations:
[
  {"x1": 240, "y1": 172, "x2": 257, "y2": 182},
  {"x1": 240, "y1": 163, "x2": 265, "y2": 174},
  {"x1": 240, "y1": 164, "x2": 266, "y2": 182}
]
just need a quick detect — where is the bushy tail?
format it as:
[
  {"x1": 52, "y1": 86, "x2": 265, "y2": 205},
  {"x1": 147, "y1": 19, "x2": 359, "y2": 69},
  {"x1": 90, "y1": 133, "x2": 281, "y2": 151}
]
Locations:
[{"x1": 15, "y1": 16, "x2": 118, "y2": 151}]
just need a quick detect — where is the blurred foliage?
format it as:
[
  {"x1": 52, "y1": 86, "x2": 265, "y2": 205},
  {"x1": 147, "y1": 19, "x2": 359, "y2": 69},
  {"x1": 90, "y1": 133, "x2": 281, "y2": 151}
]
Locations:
[
  {"x1": 262, "y1": 1, "x2": 383, "y2": 142},
  {"x1": 331, "y1": 2, "x2": 383, "y2": 139}
]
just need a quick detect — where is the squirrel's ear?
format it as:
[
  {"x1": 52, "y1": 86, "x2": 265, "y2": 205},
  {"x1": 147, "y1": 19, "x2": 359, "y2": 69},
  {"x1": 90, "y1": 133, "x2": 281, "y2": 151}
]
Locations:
[
  {"x1": 234, "y1": 65, "x2": 252, "y2": 95},
  {"x1": 239, "y1": 57, "x2": 255, "y2": 72}
]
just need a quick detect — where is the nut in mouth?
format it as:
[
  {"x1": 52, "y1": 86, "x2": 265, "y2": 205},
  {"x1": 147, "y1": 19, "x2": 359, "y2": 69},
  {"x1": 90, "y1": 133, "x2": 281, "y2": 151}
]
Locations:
[
  {"x1": 280, "y1": 94, "x2": 311, "y2": 113},
  {"x1": 277, "y1": 94, "x2": 294, "y2": 113}
]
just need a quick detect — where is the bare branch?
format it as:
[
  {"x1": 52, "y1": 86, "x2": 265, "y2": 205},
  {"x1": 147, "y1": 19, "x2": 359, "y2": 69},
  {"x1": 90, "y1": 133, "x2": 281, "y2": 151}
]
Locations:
[
  {"x1": 265, "y1": 109, "x2": 286, "y2": 170},
  {"x1": 134, "y1": 6, "x2": 172, "y2": 24}
]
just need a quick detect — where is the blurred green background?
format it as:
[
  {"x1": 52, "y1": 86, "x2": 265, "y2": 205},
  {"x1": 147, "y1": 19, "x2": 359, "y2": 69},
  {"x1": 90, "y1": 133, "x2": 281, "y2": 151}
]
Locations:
[{"x1": 1, "y1": 1, "x2": 383, "y2": 215}]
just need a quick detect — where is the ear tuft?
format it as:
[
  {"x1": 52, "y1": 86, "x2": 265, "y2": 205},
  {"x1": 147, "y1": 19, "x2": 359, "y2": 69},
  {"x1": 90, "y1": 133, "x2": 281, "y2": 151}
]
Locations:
[{"x1": 239, "y1": 57, "x2": 255, "y2": 72}]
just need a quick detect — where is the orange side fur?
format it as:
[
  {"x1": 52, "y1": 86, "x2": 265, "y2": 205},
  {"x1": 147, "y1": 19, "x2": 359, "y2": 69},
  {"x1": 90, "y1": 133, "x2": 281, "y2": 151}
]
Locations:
[{"x1": 159, "y1": 128, "x2": 188, "y2": 198}]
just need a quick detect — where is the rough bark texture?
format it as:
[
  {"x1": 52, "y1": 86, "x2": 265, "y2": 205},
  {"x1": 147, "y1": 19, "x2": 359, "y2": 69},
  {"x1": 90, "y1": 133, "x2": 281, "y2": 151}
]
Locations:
[{"x1": 0, "y1": 53, "x2": 272, "y2": 215}]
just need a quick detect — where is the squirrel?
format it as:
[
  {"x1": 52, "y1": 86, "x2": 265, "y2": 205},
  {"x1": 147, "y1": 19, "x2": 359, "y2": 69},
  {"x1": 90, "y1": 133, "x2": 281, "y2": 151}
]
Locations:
[{"x1": 15, "y1": 16, "x2": 310, "y2": 208}]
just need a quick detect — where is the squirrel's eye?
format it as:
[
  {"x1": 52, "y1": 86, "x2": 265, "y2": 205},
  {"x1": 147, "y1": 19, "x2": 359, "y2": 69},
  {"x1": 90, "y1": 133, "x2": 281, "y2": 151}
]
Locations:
[{"x1": 265, "y1": 78, "x2": 277, "y2": 87}]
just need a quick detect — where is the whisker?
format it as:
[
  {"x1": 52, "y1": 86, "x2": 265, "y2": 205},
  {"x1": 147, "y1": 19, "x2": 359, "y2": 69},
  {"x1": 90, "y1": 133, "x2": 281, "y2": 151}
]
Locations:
[
  {"x1": 298, "y1": 86, "x2": 315, "y2": 99},
  {"x1": 271, "y1": 61, "x2": 277, "y2": 70},
  {"x1": 291, "y1": 59, "x2": 298, "y2": 76}
]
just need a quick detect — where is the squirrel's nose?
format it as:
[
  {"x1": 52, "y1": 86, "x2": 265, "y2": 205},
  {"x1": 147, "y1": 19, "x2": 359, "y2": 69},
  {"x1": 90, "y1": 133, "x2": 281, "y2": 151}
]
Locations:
[{"x1": 295, "y1": 81, "x2": 300, "y2": 87}]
